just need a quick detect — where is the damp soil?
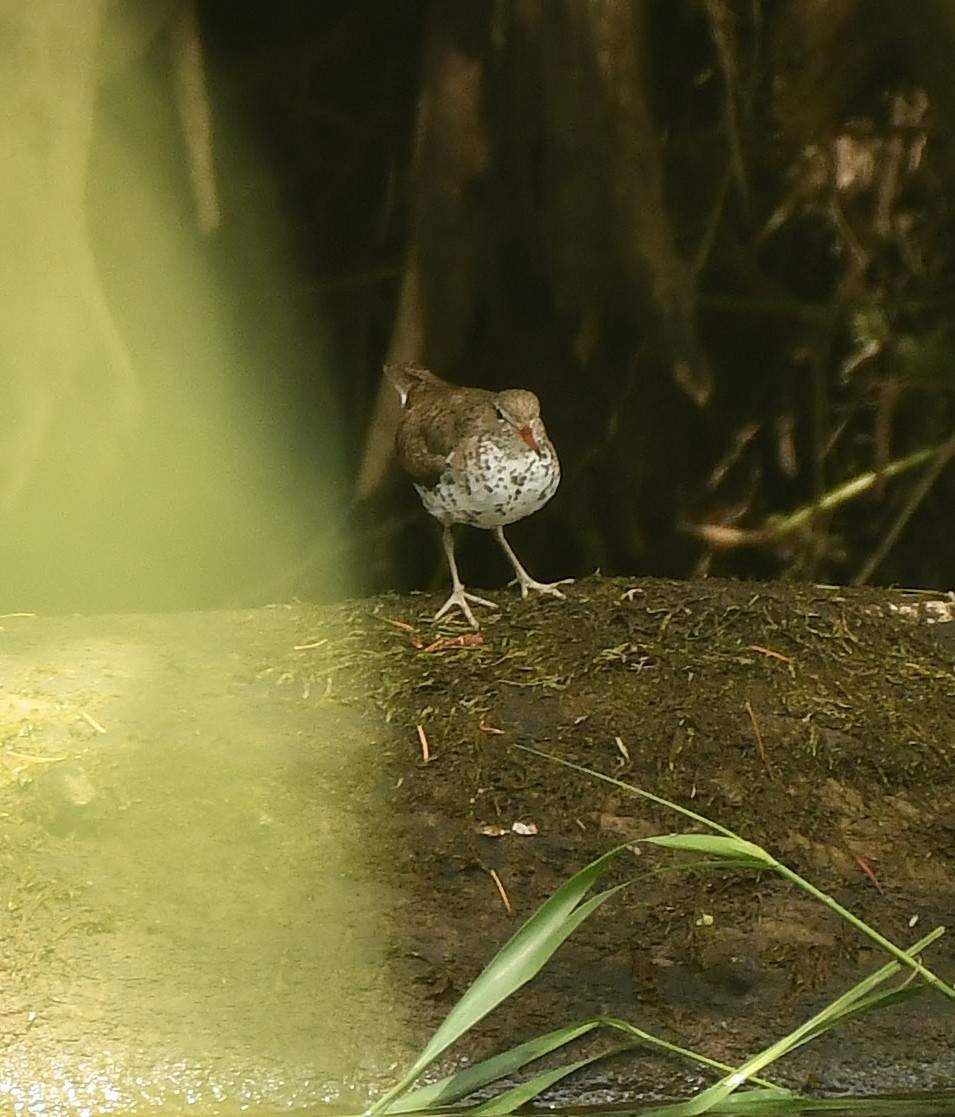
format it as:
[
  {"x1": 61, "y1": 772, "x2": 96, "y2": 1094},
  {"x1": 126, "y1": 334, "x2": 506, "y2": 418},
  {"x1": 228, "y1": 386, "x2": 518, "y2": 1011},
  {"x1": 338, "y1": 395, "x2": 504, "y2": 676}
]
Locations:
[
  {"x1": 1, "y1": 574, "x2": 955, "y2": 1107},
  {"x1": 299, "y1": 574, "x2": 955, "y2": 1101}
]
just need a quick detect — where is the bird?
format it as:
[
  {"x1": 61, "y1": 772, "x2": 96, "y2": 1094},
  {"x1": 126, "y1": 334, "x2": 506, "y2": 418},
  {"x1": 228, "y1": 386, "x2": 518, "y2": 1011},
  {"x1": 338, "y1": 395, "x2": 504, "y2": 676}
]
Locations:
[{"x1": 385, "y1": 363, "x2": 571, "y2": 628}]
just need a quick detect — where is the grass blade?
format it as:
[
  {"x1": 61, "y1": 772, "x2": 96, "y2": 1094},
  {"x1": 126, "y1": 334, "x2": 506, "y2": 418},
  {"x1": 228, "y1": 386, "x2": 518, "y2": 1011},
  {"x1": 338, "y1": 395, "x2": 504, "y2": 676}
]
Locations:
[
  {"x1": 597, "y1": 1018, "x2": 778, "y2": 1089},
  {"x1": 370, "y1": 848, "x2": 629, "y2": 1114},
  {"x1": 521, "y1": 747, "x2": 955, "y2": 999},
  {"x1": 638, "y1": 927, "x2": 944, "y2": 1117},
  {"x1": 645, "y1": 834, "x2": 773, "y2": 864},
  {"x1": 384, "y1": 1022, "x2": 602, "y2": 1113},
  {"x1": 471, "y1": 1043, "x2": 636, "y2": 1115}
]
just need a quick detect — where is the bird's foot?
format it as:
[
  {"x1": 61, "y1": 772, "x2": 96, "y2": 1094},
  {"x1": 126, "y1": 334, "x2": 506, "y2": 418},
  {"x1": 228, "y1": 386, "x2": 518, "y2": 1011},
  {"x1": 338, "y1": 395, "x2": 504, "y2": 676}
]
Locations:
[
  {"x1": 508, "y1": 574, "x2": 575, "y2": 600},
  {"x1": 433, "y1": 585, "x2": 499, "y2": 628},
  {"x1": 492, "y1": 527, "x2": 572, "y2": 604}
]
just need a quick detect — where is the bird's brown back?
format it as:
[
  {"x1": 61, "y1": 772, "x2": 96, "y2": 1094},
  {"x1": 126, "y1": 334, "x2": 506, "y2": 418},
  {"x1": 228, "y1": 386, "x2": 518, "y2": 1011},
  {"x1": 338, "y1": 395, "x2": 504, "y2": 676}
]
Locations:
[{"x1": 386, "y1": 364, "x2": 499, "y2": 486}]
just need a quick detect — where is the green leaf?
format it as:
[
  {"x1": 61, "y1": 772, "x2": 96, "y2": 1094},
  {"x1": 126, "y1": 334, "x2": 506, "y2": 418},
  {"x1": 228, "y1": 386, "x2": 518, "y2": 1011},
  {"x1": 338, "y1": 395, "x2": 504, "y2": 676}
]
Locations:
[
  {"x1": 384, "y1": 1022, "x2": 602, "y2": 1113},
  {"x1": 710, "y1": 1086, "x2": 797, "y2": 1110},
  {"x1": 640, "y1": 927, "x2": 944, "y2": 1117},
  {"x1": 644, "y1": 834, "x2": 774, "y2": 866},
  {"x1": 470, "y1": 1044, "x2": 633, "y2": 1116},
  {"x1": 370, "y1": 847, "x2": 629, "y2": 1114}
]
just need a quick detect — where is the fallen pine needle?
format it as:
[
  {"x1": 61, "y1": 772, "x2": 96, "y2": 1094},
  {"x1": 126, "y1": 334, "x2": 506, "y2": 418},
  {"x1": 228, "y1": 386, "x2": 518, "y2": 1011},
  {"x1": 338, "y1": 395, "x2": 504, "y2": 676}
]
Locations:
[
  {"x1": 488, "y1": 867, "x2": 512, "y2": 915},
  {"x1": 382, "y1": 618, "x2": 424, "y2": 647},
  {"x1": 745, "y1": 699, "x2": 767, "y2": 766},
  {"x1": 417, "y1": 724, "x2": 431, "y2": 763},
  {"x1": 382, "y1": 618, "x2": 416, "y2": 632},
  {"x1": 749, "y1": 644, "x2": 792, "y2": 663},
  {"x1": 80, "y1": 710, "x2": 106, "y2": 734},
  {"x1": 423, "y1": 634, "x2": 484, "y2": 653},
  {"x1": 854, "y1": 855, "x2": 886, "y2": 895},
  {"x1": 7, "y1": 751, "x2": 65, "y2": 765}
]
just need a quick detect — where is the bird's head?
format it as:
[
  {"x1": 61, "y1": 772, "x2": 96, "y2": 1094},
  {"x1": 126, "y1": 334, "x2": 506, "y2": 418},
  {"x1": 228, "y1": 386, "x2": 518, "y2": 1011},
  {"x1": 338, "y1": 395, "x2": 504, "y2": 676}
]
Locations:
[{"x1": 494, "y1": 389, "x2": 544, "y2": 453}]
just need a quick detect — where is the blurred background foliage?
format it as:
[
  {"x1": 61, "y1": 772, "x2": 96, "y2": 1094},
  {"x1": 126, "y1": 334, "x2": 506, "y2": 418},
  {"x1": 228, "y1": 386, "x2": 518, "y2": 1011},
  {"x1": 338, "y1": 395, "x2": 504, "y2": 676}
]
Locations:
[
  {"x1": 7, "y1": 0, "x2": 955, "y2": 611},
  {"x1": 202, "y1": 0, "x2": 955, "y2": 600}
]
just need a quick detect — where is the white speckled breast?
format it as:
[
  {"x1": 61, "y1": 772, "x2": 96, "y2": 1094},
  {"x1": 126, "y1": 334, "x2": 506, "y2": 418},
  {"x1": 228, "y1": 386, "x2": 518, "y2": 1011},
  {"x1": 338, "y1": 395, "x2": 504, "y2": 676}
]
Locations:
[{"x1": 416, "y1": 432, "x2": 561, "y2": 528}]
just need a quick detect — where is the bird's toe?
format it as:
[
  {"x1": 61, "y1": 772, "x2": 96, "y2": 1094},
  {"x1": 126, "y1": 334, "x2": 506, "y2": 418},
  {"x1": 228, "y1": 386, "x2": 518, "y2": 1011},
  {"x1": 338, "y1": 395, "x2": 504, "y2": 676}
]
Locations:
[
  {"x1": 510, "y1": 576, "x2": 574, "y2": 600},
  {"x1": 432, "y1": 587, "x2": 499, "y2": 628}
]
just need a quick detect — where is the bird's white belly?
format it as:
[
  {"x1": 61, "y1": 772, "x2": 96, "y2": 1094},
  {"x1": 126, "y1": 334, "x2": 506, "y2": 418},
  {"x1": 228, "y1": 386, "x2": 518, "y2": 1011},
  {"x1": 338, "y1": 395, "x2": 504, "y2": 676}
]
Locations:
[{"x1": 416, "y1": 440, "x2": 560, "y2": 528}]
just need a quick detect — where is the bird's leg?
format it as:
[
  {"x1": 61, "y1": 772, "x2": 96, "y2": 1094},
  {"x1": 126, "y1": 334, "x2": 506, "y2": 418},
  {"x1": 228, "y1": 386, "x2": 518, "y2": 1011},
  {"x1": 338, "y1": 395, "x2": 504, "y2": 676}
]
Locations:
[
  {"x1": 493, "y1": 527, "x2": 574, "y2": 599},
  {"x1": 432, "y1": 523, "x2": 499, "y2": 628}
]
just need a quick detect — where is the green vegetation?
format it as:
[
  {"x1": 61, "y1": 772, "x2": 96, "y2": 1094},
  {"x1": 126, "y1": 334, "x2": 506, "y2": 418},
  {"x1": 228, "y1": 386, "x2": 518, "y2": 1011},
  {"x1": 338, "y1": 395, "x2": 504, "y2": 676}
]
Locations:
[{"x1": 366, "y1": 750, "x2": 954, "y2": 1117}]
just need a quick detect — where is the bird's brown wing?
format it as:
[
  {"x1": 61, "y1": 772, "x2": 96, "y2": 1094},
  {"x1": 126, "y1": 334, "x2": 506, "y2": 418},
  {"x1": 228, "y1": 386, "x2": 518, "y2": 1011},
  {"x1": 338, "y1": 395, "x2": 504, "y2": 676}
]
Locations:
[
  {"x1": 394, "y1": 380, "x2": 497, "y2": 485},
  {"x1": 384, "y1": 363, "x2": 448, "y2": 403},
  {"x1": 394, "y1": 403, "x2": 450, "y2": 484}
]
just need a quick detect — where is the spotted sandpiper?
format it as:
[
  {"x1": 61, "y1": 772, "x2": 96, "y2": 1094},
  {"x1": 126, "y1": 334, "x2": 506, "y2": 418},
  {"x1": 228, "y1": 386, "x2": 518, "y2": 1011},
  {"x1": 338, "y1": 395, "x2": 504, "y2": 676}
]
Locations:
[{"x1": 386, "y1": 363, "x2": 571, "y2": 627}]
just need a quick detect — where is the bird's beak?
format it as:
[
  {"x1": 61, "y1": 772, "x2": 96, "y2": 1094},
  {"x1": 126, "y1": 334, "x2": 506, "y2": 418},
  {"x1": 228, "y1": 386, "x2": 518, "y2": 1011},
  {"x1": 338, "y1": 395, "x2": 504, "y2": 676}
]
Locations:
[{"x1": 519, "y1": 426, "x2": 540, "y2": 453}]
